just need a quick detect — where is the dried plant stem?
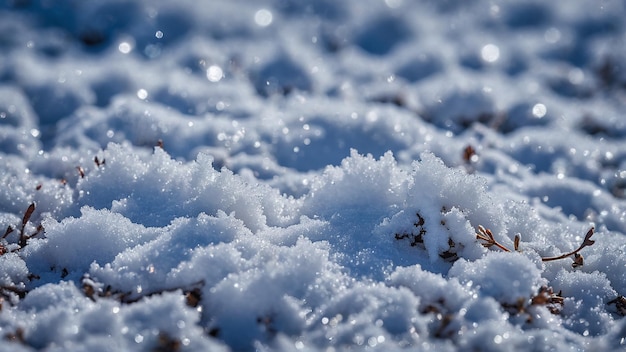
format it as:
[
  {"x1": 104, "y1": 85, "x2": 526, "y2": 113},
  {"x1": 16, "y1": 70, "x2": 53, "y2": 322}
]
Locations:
[
  {"x1": 541, "y1": 251, "x2": 580, "y2": 262},
  {"x1": 0, "y1": 285, "x2": 27, "y2": 299},
  {"x1": 541, "y1": 227, "x2": 595, "y2": 262},
  {"x1": 490, "y1": 240, "x2": 511, "y2": 252},
  {"x1": 476, "y1": 225, "x2": 511, "y2": 252},
  {"x1": 18, "y1": 203, "x2": 35, "y2": 248},
  {"x1": 477, "y1": 226, "x2": 596, "y2": 267},
  {"x1": 2, "y1": 226, "x2": 13, "y2": 239}
]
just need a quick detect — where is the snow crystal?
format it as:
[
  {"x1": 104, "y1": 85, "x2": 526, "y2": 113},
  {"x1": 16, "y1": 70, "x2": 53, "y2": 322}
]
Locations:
[{"x1": 1, "y1": 1, "x2": 626, "y2": 351}]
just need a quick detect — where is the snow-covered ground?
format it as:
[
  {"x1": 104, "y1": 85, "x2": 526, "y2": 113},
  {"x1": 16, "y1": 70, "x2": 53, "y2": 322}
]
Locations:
[{"x1": 1, "y1": 0, "x2": 626, "y2": 351}]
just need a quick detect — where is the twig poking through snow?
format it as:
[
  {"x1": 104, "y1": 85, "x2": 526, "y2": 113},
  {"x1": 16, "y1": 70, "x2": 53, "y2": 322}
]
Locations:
[
  {"x1": 541, "y1": 227, "x2": 595, "y2": 267},
  {"x1": 476, "y1": 225, "x2": 511, "y2": 252},
  {"x1": 18, "y1": 203, "x2": 35, "y2": 248},
  {"x1": 477, "y1": 226, "x2": 596, "y2": 268}
]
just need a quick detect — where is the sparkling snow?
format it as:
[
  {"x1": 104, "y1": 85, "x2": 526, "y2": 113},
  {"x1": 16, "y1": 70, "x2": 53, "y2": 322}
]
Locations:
[{"x1": 1, "y1": 1, "x2": 626, "y2": 351}]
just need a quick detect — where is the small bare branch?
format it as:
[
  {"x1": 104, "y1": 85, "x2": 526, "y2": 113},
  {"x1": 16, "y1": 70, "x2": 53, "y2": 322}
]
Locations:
[
  {"x1": 25, "y1": 224, "x2": 44, "y2": 241},
  {"x1": 531, "y1": 286, "x2": 564, "y2": 314},
  {"x1": 10, "y1": 203, "x2": 44, "y2": 249},
  {"x1": 18, "y1": 203, "x2": 35, "y2": 248},
  {"x1": 2, "y1": 226, "x2": 13, "y2": 239},
  {"x1": 21, "y1": 203, "x2": 35, "y2": 229},
  {"x1": 607, "y1": 296, "x2": 626, "y2": 316},
  {"x1": 476, "y1": 225, "x2": 511, "y2": 252},
  {"x1": 542, "y1": 227, "x2": 595, "y2": 265},
  {"x1": 0, "y1": 285, "x2": 27, "y2": 299}
]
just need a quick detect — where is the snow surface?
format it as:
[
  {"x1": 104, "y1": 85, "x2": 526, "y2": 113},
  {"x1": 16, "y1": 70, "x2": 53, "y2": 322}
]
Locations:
[{"x1": 1, "y1": 0, "x2": 626, "y2": 351}]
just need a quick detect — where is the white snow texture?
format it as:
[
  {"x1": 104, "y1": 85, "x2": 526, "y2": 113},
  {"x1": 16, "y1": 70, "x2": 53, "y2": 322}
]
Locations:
[{"x1": 1, "y1": 0, "x2": 626, "y2": 351}]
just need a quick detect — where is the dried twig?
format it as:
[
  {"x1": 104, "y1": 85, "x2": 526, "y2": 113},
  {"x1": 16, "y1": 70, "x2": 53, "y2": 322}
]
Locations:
[
  {"x1": 607, "y1": 296, "x2": 626, "y2": 316},
  {"x1": 531, "y1": 286, "x2": 564, "y2": 314},
  {"x1": 476, "y1": 225, "x2": 511, "y2": 252},
  {"x1": 18, "y1": 203, "x2": 35, "y2": 248},
  {"x1": 477, "y1": 226, "x2": 596, "y2": 267},
  {"x1": 2, "y1": 226, "x2": 13, "y2": 239},
  {"x1": 1, "y1": 203, "x2": 44, "y2": 252},
  {"x1": 541, "y1": 227, "x2": 595, "y2": 266},
  {"x1": 0, "y1": 285, "x2": 27, "y2": 299}
]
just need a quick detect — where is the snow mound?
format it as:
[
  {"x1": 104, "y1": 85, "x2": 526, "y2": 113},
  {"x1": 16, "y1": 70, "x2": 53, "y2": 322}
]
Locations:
[{"x1": 1, "y1": 0, "x2": 626, "y2": 351}]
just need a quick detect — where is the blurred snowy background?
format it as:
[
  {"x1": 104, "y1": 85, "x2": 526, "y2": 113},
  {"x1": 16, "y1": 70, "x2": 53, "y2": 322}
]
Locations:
[{"x1": 1, "y1": 1, "x2": 626, "y2": 351}]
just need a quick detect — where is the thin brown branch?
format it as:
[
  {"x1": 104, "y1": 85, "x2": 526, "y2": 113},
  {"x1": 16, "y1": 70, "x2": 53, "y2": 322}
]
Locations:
[
  {"x1": 18, "y1": 203, "x2": 35, "y2": 248},
  {"x1": 514, "y1": 234, "x2": 521, "y2": 252},
  {"x1": 477, "y1": 225, "x2": 596, "y2": 268},
  {"x1": 476, "y1": 225, "x2": 511, "y2": 252},
  {"x1": 2, "y1": 226, "x2": 13, "y2": 239},
  {"x1": 541, "y1": 227, "x2": 595, "y2": 262},
  {"x1": 1, "y1": 285, "x2": 27, "y2": 299}
]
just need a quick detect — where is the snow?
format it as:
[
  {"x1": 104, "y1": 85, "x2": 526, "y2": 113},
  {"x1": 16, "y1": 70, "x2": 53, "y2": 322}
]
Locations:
[{"x1": 1, "y1": 0, "x2": 626, "y2": 351}]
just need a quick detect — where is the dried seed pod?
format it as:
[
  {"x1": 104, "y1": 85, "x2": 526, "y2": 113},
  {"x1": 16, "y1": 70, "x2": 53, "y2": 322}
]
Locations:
[
  {"x1": 572, "y1": 253, "x2": 584, "y2": 268},
  {"x1": 582, "y1": 227, "x2": 595, "y2": 247}
]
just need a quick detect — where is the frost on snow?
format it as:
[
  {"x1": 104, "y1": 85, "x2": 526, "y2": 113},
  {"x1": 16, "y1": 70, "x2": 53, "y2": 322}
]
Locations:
[{"x1": 1, "y1": 0, "x2": 626, "y2": 351}]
